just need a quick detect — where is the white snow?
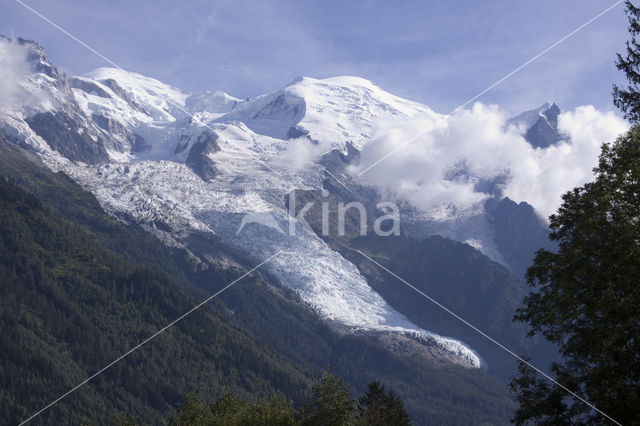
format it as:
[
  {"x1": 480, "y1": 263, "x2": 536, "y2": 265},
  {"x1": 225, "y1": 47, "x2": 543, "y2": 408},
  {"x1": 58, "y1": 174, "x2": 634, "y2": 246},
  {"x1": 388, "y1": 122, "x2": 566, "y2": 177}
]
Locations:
[
  {"x1": 69, "y1": 143, "x2": 482, "y2": 368},
  {"x1": 0, "y1": 47, "x2": 488, "y2": 367},
  {"x1": 85, "y1": 67, "x2": 190, "y2": 122},
  {"x1": 220, "y1": 76, "x2": 440, "y2": 153},
  {"x1": 507, "y1": 101, "x2": 554, "y2": 135},
  {"x1": 186, "y1": 90, "x2": 241, "y2": 116}
]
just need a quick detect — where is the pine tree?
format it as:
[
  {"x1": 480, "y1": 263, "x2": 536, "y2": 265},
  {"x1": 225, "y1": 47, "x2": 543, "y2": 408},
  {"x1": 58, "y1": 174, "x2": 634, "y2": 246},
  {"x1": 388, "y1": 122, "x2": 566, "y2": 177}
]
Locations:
[
  {"x1": 357, "y1": 381, "x2": 411, "y2": 426},
  {"x1": 358, "y1": 381, "x2": 387, "y2": 424},
  {"x1": 297, "y1": 369, "x2": 356, "y2": 426},
  {"x1": 168, "y1": 393, "x2": 215, "y2": 426},
  {"x1": 384, "y1": 390, "x2": 411, "y2": 426},
  {"x1": 511, "y1": 127, "x2": 640, "y2": 424},
  {"x1": 512, "y1": 2, "x2": 640, "y2": 423},
  {"x1": 241, "y1": 395, "x2": 297, "y2": 426},
  {"x1": 111, "y1": 413, "x2": 137, "y2": 426},
  {"x1": 613, "y1": 1, "x2": 640, "y2": 123}
]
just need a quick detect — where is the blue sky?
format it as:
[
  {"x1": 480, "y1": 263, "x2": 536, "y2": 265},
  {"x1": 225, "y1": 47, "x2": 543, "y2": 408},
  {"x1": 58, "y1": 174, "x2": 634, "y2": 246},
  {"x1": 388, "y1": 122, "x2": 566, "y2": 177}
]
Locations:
[{"x1": 0, "y1": 0, "x2": 629, "y2": 115}]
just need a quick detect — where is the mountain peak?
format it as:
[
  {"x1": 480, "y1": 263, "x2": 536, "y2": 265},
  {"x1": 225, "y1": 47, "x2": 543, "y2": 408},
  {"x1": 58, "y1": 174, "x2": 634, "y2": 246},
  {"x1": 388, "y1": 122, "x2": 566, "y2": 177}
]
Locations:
[
  {"x1": 1, "y1": 35, "x2": 58, "y2": 79},
  {"x1": 185, "y1": 90, "x2": 241, "y2": 115},
  {"x1": 219, "y1": 74, "x2": 435, "y2": 151},
  {"x1": 85, "y1": 67, "x2": 188, "y2": 99},
  {"x1": 539, "y1": 101, "x2": 554, "y2": 110},
  {"x1": 507, "y1": 101, "x2": 564, "y2": 149},
  {"x1": 285, "y1": 75, "x2": 379, "y2": 91},
  {"x1": 83, "y1": 67, "x2": 189, "y2": 122}
]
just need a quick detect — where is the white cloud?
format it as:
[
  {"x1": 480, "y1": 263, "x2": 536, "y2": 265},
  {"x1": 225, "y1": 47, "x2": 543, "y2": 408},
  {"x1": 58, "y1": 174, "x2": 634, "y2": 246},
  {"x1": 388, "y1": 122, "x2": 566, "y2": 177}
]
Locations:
[
  {"x1": 355, "y1": 103, "x2": 628, "y2": 219},
  {"x1": 505, "y1": 105, "x2": 628, "y2": 216},
  {"x1": 0, "y1": 38, "x2": 29, "y2": 108},
  {"x1": 274, "y1": 136, "x2": 332, "y2": 172}
]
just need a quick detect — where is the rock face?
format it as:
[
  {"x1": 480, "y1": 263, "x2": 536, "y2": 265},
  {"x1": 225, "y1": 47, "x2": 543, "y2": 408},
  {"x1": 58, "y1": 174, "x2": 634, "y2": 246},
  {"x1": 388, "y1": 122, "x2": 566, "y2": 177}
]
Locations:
[
  {"x1": 26, "y1": 111, "x2": 110, "y2": 164},
  {"x1": 525, "y1": 103, "x2": 562, "y2": 148},
  {"x1": 186, "y1": 132, "x2": 221, "y2": 181},
  {"x1": 91, "y1": 114, "x2": 150, "y2": 153},
  {"x1": 487, "y1": 197, "x2": 556, "y2": 278},
  {"x1": 18, "y1": 36, "x2": 60, "y2": 80},
  {"x1": 70, "y1": 78, "x2": 112, "y2": 98},
  {"x1": 509, "y1": 102, "x2": 564, "y2": 149},
  {"x1": 101, "y1": 78, "x2": 149, "y2": 114}
]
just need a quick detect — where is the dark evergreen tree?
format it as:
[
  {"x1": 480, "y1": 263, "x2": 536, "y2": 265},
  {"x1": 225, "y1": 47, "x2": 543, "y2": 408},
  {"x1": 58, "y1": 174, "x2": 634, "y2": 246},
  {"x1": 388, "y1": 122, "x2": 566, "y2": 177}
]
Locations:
[
  {"x1": 512, "y1": 1, "x2": 640, "y2": 423},
  {"x1": 111, "y1": 413, "x2": 138, "y2": 426},
  {"x1": 613, "y1": 1, "x2": 640, "y2": 123},
  {"x1": 358, "y1": 381, "x2": 387, "y2": 425},
  {"x1": 357, "y1": 381, "x2": 411, "y2": 426},
  {"x1": 168, "y1": 393, "x2": 215, "y2": 426},
  {"x1": 511, "y1": 127, "x2": 640, "y2": 424},
  {"x1": 168, "y1": 391, "x2": 296, "y2": 426},
  {"x1": 297, "y1": 369, "x2": 356, "y2": 426},
  {"x1": 383, "y1": 390, "x2": 411, "y2": 426}
]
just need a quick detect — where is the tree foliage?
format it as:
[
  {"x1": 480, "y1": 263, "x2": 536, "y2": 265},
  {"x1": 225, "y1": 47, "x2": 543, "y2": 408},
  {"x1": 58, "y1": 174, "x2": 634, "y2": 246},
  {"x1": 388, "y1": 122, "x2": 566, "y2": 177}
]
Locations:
[
  {"x1": 296, "y1": 369, "x2": 357, "y2": 426},
  {"x1": 168, "y1": 391, "x2": 296, "y2": 426},
  {"x1": 357, "y1": 381, "x2": 411, "y2": 426},
  {"x1": 513, "y1": 1, "x2": 640, "y2": 423},
  {"x1": 512, "y1": 127, "x2": 640, "y2": 424},
  {"x1": 614, "y1": 1, "x2": 640, "y2": 123},
  {"x1": 164, "y1": 373, "x2": 412, "y2": 426}
]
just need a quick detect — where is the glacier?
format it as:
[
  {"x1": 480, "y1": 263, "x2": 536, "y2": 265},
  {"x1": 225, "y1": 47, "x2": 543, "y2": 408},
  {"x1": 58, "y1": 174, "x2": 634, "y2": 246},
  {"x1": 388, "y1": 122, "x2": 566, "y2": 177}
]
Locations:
[{"x1": 0, "y1": 37, "x2": 513, "y2": 368}]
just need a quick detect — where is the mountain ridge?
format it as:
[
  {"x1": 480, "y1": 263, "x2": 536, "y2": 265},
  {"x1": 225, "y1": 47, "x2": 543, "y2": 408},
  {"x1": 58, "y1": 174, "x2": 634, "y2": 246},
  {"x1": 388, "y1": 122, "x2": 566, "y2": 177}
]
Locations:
[{"x1": 0, "y1": 35, "x2": 555, "y2": 372}]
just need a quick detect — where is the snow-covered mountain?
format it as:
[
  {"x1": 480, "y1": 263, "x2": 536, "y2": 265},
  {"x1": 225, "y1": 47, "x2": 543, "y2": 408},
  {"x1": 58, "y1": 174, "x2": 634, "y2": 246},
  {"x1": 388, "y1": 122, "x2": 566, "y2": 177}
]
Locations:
[
  {"x1": 220, "y1": 75, "x2": 438, "y2": 151},
  {"x1": 508, "y1": 101, "x2": 564, "y2": 148},
  {"x1": 0, "y1": 37, "x2": 564, "y2": 369}
]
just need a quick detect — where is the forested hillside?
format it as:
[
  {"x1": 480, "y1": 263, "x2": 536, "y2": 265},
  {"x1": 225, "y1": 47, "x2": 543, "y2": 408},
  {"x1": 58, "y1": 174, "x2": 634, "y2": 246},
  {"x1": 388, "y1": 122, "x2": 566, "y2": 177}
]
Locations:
[
  {"x1": 0, "y1": 164, "x2": 313, "y2": 424},
  {"x1": 0, "y1": 139, "x2": 515, "y2": 425}
]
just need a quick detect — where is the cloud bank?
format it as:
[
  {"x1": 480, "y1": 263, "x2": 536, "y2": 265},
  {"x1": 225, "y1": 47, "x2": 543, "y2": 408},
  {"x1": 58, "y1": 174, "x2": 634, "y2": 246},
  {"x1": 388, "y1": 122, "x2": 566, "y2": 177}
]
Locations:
[
  {"x1": 274, "y1": 136, "x2": 333, "y2": 172},
  {"x1": 355, "y1": 103, "x2": 628, "y2": 219},
  {"x1": 0, "y1": 38, "x2": 29, "y2": 108}
]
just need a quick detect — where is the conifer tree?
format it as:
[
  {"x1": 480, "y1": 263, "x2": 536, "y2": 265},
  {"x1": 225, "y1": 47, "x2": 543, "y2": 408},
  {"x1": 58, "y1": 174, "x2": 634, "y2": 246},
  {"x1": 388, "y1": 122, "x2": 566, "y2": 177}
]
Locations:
[
  {"x1": 357, "y1": 381, "x2": 411, "y2": 426},
  {"x1": 296, "y1": 369, "x2": 356, "y2": 426},
  {"x1": 613, "y1": 1, "x2": 640, "y2": 123}
]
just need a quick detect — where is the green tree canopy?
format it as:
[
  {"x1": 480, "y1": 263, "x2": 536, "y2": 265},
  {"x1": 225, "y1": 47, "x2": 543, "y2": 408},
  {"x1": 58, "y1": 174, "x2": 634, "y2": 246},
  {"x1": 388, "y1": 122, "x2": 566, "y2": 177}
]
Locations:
[
  {"x1": 168, "y1": 391, "x2": 296, "y2": 426},
  {"x1": 357, "y1": 381, "x2": 411, "y2": 426},
  {"x1": 161, "y1": 373, "x2": 413, "y2": 426},
  {"x1": 296, "y1": 370, "x2": 356, "y2": 426},
  {"x1": 614, "y1": 1, "x2": 640, "y2": 123},
  {"x1": 512, "y1": 127, "x2": 640, "y2": 424},
  {"x1": 513, "y1": 1, "x2": 640, "y2": 423}
]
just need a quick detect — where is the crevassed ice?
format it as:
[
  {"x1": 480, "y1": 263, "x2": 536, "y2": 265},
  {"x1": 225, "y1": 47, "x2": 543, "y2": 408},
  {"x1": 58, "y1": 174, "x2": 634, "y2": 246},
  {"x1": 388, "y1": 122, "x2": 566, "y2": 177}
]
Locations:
[
  {"x1": 5, "y1": 60, "x2": 484, "y2": 368},
  {"x1": 67, "y1": 138, "x2": 482, "y2": 368}
]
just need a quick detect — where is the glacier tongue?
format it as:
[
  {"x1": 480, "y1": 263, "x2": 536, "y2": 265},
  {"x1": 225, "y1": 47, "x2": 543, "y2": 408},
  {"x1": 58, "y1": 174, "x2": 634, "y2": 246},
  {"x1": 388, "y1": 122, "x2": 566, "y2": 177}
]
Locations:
[{"x1": 68, "y1": 138, "x2": 482, "y2": 368}]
